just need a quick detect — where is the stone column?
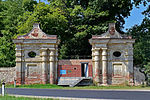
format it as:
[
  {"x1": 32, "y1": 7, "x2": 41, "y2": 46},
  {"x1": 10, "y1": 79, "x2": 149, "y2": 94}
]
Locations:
[
  {"x1": 41, "y1": 48, "x2": 47, "y2": 84},
  {"x1": 102, "y1": 48, "x2": 107, "y2": 85},
  {"x1": 92, "y1": 47, "x2": 95, "y2": 76},
  {"x1": 55, "y1": 45, "x2": 58, "y2": 84},
  {"x1": 127, "y1": 46, "x2": 134, "y2": 85},
  {"x1": 15, "y1": 44, "x2": 22, "y2": 85},
  {"x1": 15, "y1": 44, "x2": 25, "y2": 85},
  {"x1": 49, "y1": 49, "x2": 55, "y2": 84},
  {"x1": 94, "y1": 48, "x2": 100, "y2": 85}
]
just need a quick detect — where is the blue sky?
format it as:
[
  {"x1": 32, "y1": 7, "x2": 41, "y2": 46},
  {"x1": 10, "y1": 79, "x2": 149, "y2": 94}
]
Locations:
[
  {"x1": 37, "y1": 0, "x2": 148, "y2": 32},
  {"x1": 124, "y1": 4, "x2": 148, "y2": 31}
]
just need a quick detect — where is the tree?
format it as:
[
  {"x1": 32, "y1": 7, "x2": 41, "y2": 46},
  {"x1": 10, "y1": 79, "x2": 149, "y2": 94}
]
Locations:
[
  {"x1": 17, "y1": 0, "x2": 147, "y2": 59},
  {"x1": 127, "y1": 0, "x2": 150, "y2": 66},
  {"x1": 127, "y1": 18, "x2": 150, "y2": 67},
  {"x1": 127, "y1": 0, "x2": 150, "y2": 83},
  {"x1": 16, "y1": 2, "x2": 69, "y2": 58},
  {"x1": 1, "y1": 0, "x2": 149, "y2": 66},
  {"x1": 46, "y1": 0, "x2": 134, "y2": 59},
  {"x1": 0, "y1": 0, "x2": 37, "y2": 67}
]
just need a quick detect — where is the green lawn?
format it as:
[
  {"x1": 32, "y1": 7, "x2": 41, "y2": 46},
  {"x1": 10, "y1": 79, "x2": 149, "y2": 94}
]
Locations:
[
  {"x1": 5, "y1": 84, "x2": 150, "y2": 90},
  {"x1": 6, "y1": 84, "x2": 64, "y2": 89},
  {"x1": 0, "y1": 95, "x2": 56, "y2": 100}
]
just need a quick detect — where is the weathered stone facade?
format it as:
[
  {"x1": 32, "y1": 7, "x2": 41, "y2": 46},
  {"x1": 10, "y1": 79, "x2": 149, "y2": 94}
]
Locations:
[
  {"x1": 13, "y1": 23, "x2": 59, "y2": 85},
  {"x1": 89, "y1": 23, "x2": 135, "y2": 85},
  {"x1": 0, "y1": 23, "x2": 143, "y2": 86}
]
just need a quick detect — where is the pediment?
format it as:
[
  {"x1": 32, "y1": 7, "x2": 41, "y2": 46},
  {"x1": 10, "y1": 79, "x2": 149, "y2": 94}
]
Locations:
[
  {"x1": 96, "y1": 23, "x2": 122, "y2": 39},
  {"x1": 17, "y1": 23, "x2": 57, "y2": 39}
]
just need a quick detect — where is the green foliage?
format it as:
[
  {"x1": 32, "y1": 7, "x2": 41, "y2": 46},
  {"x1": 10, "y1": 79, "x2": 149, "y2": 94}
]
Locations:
[
  {"x1": 0, "y1": 0, "x2": 23, "y2": 67},
  {"x1": 16, "y1": 2, "x2": 69, "y2": 59},
  {"x1": 0, "y1": 36, "x2": 16, "y2": 66},
  {"x1": 127, "y1": 0, "x2": 150, "y2": 84},
  {"x1": 0, "y1": 0, "x2": 37, "y2": 67},
  {"x1": 127, "y1": 17, "x2": 150, "y2": 67},
  {"x1": 127, "y1": 0, "x2": 150, "y2": 82},
  {"x1": 144, "y1": 63, "x2": 150, "y2": 75},
  {"x1": 133, "y1": 0, "x2": 149, "y2": 6},
  {"x1": 22, "y1": 0, "x2": 37, "y2": 12},
  {"x1": 144, "y1": 63, "x2": 150, "y2": 85},
  {"x1": 1, "y1": 0, "x2": 149, "y2": 66},
  {"x1": 6, "y1": 83, "x2": 150, "y2": 89},
  {"x1": 17, "y1": 2, "x2": 68, "y2": 36},
  {"x1": 46, "y1": 0, "x2": 134, "y2": 59},
  {"x1": 15, "y1": 84, "x2": 62, "y2": 89}
]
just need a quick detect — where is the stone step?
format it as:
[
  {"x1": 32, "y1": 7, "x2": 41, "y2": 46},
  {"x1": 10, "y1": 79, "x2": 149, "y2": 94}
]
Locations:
[{"x1": 57, "y1": 77, "x2": 92, "y2": 86}]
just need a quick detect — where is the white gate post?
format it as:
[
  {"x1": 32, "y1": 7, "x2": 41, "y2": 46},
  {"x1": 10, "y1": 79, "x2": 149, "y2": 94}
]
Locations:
[{"x1": 2, "y1": 82, "x2": 5, "y2": 96}]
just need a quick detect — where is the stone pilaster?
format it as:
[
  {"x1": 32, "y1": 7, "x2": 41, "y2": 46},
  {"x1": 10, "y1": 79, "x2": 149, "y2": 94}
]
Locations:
[
  {"x1": 94, "y1": 48, "x2": 100, "y2": 85},
  {"x1": 102, "y1": 48, "x2": 107, "y2": 85},
  {"x1": 13, "y1": 23, "x2": 59, "y2": 85},
  {"x1": 92, "y1": 47, "x2": 95, "y2": 74},
  {"x1": 49, "y1": 49, "x2": 55, "y2": 84},
  {"x1": 15, "y1": 44, "x2": 25, "y2": 85},
  {"x1": 41, "y1": 48, "x2": 47, "y2": 84},
  {"x1": 55, "y1": 45, "x2": 58, "y2": 84},
  {"x1": 128, "y1": 47, "x2": 134, "y2": 85}
]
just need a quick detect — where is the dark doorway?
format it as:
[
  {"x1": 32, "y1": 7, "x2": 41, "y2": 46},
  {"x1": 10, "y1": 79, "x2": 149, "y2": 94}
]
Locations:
[
  {"x1": 81, "y1": 62, "x2": 88, "y2": 77},
  {"x1": 81, "y1": 63, "x2": 85, "y2": 77}
]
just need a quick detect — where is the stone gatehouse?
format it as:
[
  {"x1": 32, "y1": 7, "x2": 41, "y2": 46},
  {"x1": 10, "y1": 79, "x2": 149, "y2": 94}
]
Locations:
[
  {"x1": 89, "y1": 23, "x2": 135, "y2": 85},
  {"x1": 13, "y1": 23, "x2": 59, "y2": 85},
  {"x1": 11, "y1": 23, "x2": 136, "y2": 86}
]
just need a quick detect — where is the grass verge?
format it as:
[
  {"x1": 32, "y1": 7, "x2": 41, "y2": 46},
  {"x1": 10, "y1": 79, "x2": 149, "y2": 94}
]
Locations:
[
  {"x1": 6, "y1": 84, "x2": 63, "y2": 89},
  {"x1": 5, "y1": 84, "x2": 150, "y2": 90},
  {"x1": 0, "y1": 95, "x2": 57, "y2": 100}
]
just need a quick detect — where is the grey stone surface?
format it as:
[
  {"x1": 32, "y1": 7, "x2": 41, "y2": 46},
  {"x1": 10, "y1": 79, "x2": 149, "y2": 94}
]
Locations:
[
  {"x1": 134, "y1": 67, "x2": 145, "y2": 86},
  {"x1": 0, "y1": 67, "x2": 15, "y2": 83},
  {"x1": 57, "y1": 77, "x2": 92, "y2": 86}
]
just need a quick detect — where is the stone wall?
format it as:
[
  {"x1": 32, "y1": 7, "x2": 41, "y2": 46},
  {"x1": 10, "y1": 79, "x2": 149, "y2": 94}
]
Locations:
[
  {"x1": 0, "y1": 66, "x2": 146, "y2": 86},
  {"x1": 134, "y1": 67, "x2": 145, "y2": 86},
  {"x1": 0, "y1": 67, "x2": 16, "y2": 84}
]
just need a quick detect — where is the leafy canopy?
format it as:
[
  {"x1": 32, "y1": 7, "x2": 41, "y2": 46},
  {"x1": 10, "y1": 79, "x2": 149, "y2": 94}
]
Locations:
[
  {"x1": 0, "y1": 0, "x2": 149, "y2": 66},
  {"x1": 0, "y1": 0, "x2": 37, "y2": 67}
]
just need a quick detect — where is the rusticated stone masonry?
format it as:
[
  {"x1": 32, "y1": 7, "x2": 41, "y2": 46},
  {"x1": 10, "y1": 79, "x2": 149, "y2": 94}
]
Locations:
[{"x1": 0, "y1": 67, "x2": 15, "y2": 84}]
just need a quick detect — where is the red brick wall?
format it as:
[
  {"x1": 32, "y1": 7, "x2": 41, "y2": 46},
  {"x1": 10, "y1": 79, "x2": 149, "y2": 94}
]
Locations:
[
  {"x1": 25, "y1": 73, "x2": 43, "y2": 84},
  {"x1": 58, "y1": 65, "x2": 81, "y2": 77},
  {"x1": 58, "y1": 59, "x2": 92, "y2": 77},
  {"x1": 59, "y1": 59, "x2": 92, "y2": 65},
  {"x1": 88, "y1": 65, "x2": 93, "y2": 77}
]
